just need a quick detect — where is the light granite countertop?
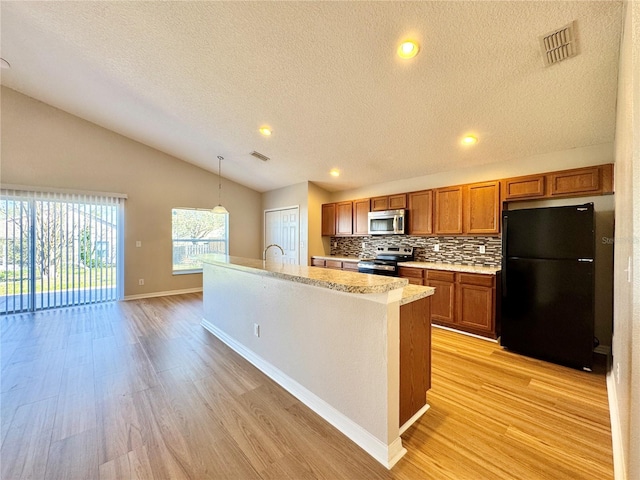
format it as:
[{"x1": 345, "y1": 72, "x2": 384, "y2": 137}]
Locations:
[
  {"x1": 398, "y1": 261, "x2": 501, "y2": 275},
  {"x1": 401, "y1": 285, "x2": 435, "y2": 306},
  {"x1": 202, "y1": 254, "x2": 408, "y2": 295}
]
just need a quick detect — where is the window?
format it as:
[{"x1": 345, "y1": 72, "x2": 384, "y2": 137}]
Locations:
[{"x1": 172, "y1": 208, "x2": 228, "y2": 273}]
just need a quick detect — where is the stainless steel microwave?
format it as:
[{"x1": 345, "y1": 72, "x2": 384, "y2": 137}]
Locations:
[{"x1": 368, "y1": 209, "x2": 406, "y2": 235}]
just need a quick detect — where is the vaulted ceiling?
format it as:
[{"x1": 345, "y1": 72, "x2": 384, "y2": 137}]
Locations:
[{"x1": 0, "y1": 1, "x2": 624, "y2": 192}]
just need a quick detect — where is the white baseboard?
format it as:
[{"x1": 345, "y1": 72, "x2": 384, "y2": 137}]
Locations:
[
  {"x1": 200, "y1": 318, "x2": 406, "y2": 469},
  {"x1": 432, "y1": 324, "x2": 499, "y2": 343},
  {"x1": 124, "y1": 287, "x2": 202, "y2": 301},
  {"x1": 606, "y1": 362, "x2": 627, "y2": 480},
  {"x1": 399, "y1": 403, "x2": 430, "y2": 436}
]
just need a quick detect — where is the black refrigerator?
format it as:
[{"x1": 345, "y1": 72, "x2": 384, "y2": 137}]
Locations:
[{"x1": 501, "y1": 203, "x2": 595, "y2": 370}]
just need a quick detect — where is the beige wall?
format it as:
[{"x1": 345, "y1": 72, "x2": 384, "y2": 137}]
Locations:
[
  {"x1": 0, "y1": 86, "x2": 262, "y2": 297},
  {"x1": 308, "y1": 182, "x2": 332, "y2": 258},
  {"x1": 612, "y1": 1, "x2": 640, "y2": 479}
]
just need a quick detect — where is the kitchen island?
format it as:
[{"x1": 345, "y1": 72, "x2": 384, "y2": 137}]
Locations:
[{"x1": 200, "y1": 254, "x2": 434, "y2": 469}]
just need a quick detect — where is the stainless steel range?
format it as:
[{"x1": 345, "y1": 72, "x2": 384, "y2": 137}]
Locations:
[{"x1": 357, "y1": 246, "x2": 414, "y2": 277}]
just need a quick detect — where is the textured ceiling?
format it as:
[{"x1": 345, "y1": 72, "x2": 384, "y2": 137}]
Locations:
[{"x1": 0, "y1": 1, "x2": 623, "y2": 193}]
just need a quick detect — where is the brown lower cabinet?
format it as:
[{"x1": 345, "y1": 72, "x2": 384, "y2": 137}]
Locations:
[
  {"x1": 310, "y1": 257, "x2": 359, "y2": 272},
  {"x1": 399, "y1": 267, "x2": 499, "y2": 339}
]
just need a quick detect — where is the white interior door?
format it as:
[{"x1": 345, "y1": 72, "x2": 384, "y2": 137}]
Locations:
[{"x1": 264, "y1": 207, "x2": 299, "y2": 264}]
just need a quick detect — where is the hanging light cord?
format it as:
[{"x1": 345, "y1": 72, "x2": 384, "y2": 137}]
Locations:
[{"x1": 217, "y1": 155, "x2": 224, "y2": 206}]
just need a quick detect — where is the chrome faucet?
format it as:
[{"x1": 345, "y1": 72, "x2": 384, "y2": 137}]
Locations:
[{"x1": 263, "y1": 243, "x2": 285, "y2": 260}]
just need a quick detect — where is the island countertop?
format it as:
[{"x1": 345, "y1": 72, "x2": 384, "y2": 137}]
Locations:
[{"x1": 201, "y1": 254, "x2": 408, "y2": 294}]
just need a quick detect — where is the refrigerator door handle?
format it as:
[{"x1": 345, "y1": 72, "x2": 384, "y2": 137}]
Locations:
[{"x1": 578, "y1": 258, "x2": 594, "y2": 262}]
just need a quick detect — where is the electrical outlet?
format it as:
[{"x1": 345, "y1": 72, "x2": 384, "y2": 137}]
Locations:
[
  {"x1": 253, "y1": 323, "x2": 260, "y2": 338},
  {"x1": 433, "y1": 244, "x2": 440, "y2": 252},
  {"x1": 616, "y1": 362, "x2": 620, "y2": 384},
  {"x1": 138, "y1": 279, "x2": 144, "y2": 286},
  {"x1": 136, "y1": 241, "x2": 142, "y2": 248},
  {"x1": 333, "y1": 241, "x2": 338, "y2": 248},
  {"x1": 361, "y1": 242, "x2": 366, "y2": 249},
  {"x1": 479, "y1": 245, "x2": 486, "y2": 254}
]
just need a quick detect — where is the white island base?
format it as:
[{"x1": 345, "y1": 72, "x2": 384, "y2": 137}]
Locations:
[{"x1": 200, "y1": 255, "x2": 433, "y2": 469}]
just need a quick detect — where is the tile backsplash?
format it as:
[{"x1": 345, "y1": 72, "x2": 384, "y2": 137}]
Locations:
[{"x1": 331, "y1": 235, "x2": 502, "y2": 267}]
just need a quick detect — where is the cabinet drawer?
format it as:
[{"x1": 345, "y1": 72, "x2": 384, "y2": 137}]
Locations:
[
  {"x1": 458, "y1": 273, "x2": 494, "y2": 287},
  {"x1": 311, "y1": 258, "x2": 325, "y2": 267},
  {"x1": 325, "y1": 260, "x2": 343, "y2": 269},
  {"x1": 342, "y1": 261, "x2": 359, "y2": 272},
  {"x1": 426, "y1": 270, "x2": 455, "y2": 282},
  {"x1": 398, "y1": 266, "x2": 424, "y2": 279},
  {"x1": 406, "y1": 277, "x2": 424, "y2": 286}
]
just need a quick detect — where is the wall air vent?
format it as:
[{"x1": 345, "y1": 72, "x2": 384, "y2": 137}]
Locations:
[
  {"x1": 250, "y1": 151, "x2": 270, "y2": 162},
  {"x1": 540, "y1": 21, "x2": 578, "y2": 67}
]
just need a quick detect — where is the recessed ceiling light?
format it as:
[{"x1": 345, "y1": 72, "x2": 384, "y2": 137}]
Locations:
[
  {"x1": 259, "y1": 127, "x2": 272, "y2": 136},
  {"x1": 0, "y1": 58, "x2": 11, "y2": 69},
  {"x1": 397, "y1": 41, "x2": 420, "y2": 59},
  {"x1": 462, "y1": 135, "x2": 478, "y2": 145},
  {"x1": 330, "y1": 169, "x2": 340, "y2": 177}
]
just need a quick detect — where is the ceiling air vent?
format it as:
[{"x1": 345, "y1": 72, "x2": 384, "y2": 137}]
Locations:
[
  {"x1": 540, "y1": 21, "x2": 578, "y2": 67},
  {"x1": 250, "y1": 151, "x2": 270, "y2": 162}
]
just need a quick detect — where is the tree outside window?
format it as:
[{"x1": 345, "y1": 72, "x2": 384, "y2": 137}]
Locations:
[{"x1": 172, "y1": 208, "x2": 228, "y2": 273}]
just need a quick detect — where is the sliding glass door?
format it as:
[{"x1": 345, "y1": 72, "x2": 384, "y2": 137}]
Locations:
[{"x1": 0, "y1": 189, "x2": 123, "y2": 314}]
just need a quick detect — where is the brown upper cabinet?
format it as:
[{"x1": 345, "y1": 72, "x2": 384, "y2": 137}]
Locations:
[
  {"x1": 408, "y1": 190, "x2": 433, "y2": 235},
  {"x1": 335, "y1": 201, "x2": 353, "y2": 236},
  {"x1": 353, "y1": 198, "x2": 370, "y2": 236},
  {"x1": 549, "y1": 165, "x2": 613, "y2": 197},
  {"x1": 503, "y1": 174, "x2": 546, "y2": 200},
  {"x1": 434, "y1": 186, "x2": 463, "y2": 235},
  {"x1": 321, "y1": 203, "x2": 336, "y2": 236},
  {"x1": 321, "y1": 163, "x2": 613, "y2": 237},
  {"x1": 371, "y1": 193, "x2": 407, "y2": 211},
  {"x1": 503, "y1": 164, "x2": 613, "y2": 201},
  {"x1": 464, "y1": 181, "x2": 500, "y2": 235}
]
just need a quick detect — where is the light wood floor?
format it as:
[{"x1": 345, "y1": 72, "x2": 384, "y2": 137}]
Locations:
[{"x1": 1, "y1": 293, "x2": 613, "y2": 479}]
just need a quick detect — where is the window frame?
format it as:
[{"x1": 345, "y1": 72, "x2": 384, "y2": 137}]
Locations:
[{"x1": 171, "y1": 207, "x2": 229, "y2": 275}]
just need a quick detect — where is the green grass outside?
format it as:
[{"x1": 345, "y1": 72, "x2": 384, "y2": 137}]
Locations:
[{"x1": 0, "y1": 265, "x2": 116, "y2": 295}]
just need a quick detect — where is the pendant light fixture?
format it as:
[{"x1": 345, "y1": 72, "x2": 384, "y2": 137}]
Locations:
[{"x1": 212, "y1": 155, "x2": 229, "y2": 214}]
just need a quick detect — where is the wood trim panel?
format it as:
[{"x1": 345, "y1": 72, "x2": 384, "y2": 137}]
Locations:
[
  {"x1": 399, "y1": 297, "x2": 431, "y2": 426},
  {"x1": 341, "y1": 261, "x2": 359, "y2": 271},
  {"x1": 325, "y1": 260, "x2": 343, "y2": 269},
  {"x1": 311, "y1": 258, "x2": 326, "y2": 267}
]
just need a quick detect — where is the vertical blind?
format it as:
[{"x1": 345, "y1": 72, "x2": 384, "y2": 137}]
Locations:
[{"x1": 0, "y1": 187, "x2": 124, "y2": 314}]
